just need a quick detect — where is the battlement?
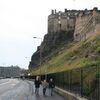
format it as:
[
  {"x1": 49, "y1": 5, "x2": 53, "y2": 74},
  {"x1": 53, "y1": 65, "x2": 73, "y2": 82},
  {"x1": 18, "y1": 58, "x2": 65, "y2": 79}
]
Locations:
[{"x1": 48, "y1": 7, "x2": 100, "y2": 40}]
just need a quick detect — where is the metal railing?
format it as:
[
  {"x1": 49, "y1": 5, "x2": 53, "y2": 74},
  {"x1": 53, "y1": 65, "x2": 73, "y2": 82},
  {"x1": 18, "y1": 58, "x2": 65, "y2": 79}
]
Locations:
[{"x1": 47, "y1": 65, "x2": 100, "y2": 100}]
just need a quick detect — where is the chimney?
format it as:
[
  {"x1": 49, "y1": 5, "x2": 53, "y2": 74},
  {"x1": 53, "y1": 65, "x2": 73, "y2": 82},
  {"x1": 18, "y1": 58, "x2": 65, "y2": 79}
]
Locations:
[
  {"x1": 65, "y1": 9, "x2": 67, "y2": 13},
  {"x1": 51, "y1": 10, "x2": 54, "y2": 14},
  {"x1": 55, "y1": 9, "x2": 56, "y2": 14}
]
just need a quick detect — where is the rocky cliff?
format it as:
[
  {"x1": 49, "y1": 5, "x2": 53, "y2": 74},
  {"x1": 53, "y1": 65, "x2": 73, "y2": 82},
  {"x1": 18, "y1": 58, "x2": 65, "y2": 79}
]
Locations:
[
  {"x1": 29, "y1": 30, "x2": 74, "y2": 69},
  {"x1": 29, "y1": 7, "x2": 100, "y2": 69}
]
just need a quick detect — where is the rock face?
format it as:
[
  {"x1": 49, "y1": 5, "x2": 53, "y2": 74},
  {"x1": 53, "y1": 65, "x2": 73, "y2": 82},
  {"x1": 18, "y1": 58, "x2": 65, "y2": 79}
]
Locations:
[{"x1": 29, "y1": 30, "x2": 74, "y2": 69}]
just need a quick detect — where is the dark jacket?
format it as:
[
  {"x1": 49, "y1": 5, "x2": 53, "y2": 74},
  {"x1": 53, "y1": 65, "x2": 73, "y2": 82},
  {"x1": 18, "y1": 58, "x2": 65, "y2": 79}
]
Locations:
[
  {"x1": 34, "y1": 79, "x2": 41, "y2": 88},
  {"x1": 49, "y1": 81, "x2": 55, "y2": 88}
]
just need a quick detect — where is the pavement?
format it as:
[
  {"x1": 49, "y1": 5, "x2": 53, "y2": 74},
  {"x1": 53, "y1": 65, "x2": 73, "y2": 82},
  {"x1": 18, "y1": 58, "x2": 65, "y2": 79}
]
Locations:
[
  {"x1": 0, "y1": 79, "x2": 30, "y2": 100},
  {"x1": 27, "y1": 80, "x2": 66, "y2": 100},
  {"x1": 0, "y1": 79, "x2": 66, "y2": 100}
]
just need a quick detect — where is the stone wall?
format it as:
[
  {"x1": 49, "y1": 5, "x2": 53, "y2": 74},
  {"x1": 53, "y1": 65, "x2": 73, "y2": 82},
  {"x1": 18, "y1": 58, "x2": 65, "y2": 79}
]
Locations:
[
  {"x1": 74, "y1": 7, "x2": 100, "y2": 41},
  {"x1": 48, "y1": 10, "x2": 77, "y2": 33},
  {"x1": 48, "y1": 8, "x2": 100, "y2": 41},
  {"x1": 55, "y1": 87, "x2": 88, "y2": 100},
  {"x1": 74, "y1": 13, "x2": 93, "y2": 41}
]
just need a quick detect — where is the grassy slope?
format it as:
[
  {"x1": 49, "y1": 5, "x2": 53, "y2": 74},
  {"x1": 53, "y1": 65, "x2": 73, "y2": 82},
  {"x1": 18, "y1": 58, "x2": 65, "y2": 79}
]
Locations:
[{"x1": 31, "y1": 32, "x2": 100, "y2": 75}]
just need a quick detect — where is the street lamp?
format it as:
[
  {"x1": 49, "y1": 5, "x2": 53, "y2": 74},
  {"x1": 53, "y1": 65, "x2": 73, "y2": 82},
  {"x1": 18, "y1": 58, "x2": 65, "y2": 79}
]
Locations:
[
  {"x1": 33, "y1": 37, "x2": 42, "y2": 77},
  {"x1": 33, "y1": 37, "x2": 49, "y2": 80}
]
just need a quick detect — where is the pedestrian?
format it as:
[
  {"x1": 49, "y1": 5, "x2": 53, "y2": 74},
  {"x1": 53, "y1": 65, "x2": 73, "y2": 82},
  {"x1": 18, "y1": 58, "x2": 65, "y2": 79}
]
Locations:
[
  {"x1": 49, "y1": 78, "x2": 55, "y2": 96},
  {"x1": 34, "y1": 76, "x2": 41, "y2": 96},
  {"x1": 42, "y1": 79, "x2": 48, "y2": 96}
]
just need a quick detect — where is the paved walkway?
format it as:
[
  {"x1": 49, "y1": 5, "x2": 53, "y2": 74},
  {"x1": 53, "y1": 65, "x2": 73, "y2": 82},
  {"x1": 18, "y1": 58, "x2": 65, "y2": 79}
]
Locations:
[{"x1": 29, "y1": 81, "x2": 66, "y2": 100}]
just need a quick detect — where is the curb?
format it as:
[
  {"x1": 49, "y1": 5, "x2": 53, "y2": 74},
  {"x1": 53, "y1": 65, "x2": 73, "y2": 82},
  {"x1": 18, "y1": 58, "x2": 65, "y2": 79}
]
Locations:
[{"x1": 55, "y1": 87, "x2": 88, "y2": 100}]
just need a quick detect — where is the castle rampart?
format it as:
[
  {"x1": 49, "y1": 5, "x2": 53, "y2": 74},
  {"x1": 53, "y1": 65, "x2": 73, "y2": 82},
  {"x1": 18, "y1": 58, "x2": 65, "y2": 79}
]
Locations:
[
  {"x1": 74, "y1": 7, "x2": 100, "y2": 41},
  {"x1": 48, "y1": 7, "x2": 100, "y2": 40},
  {"x1": 48, "y1": 9, "x2": 78, "y2": 33}
]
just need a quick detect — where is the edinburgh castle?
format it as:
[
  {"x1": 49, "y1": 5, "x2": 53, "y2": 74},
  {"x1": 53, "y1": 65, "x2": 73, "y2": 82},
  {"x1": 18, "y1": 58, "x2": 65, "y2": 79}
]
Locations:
[
  {"x1": 29, "y1": 7, "x2": 100, "y2": 69},
  {"x1": 48, "y1": 7, "x2": 100, "y2": 41}
]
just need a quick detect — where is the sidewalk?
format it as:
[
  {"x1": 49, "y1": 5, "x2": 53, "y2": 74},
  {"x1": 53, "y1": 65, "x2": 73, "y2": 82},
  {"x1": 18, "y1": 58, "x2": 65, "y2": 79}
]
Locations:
[
  {"x1": 28, "y1": 81, "x2": 66, "y2": 100},
  {"x1": 28, "y1": 80, "x2": 88, "y2": 100}
]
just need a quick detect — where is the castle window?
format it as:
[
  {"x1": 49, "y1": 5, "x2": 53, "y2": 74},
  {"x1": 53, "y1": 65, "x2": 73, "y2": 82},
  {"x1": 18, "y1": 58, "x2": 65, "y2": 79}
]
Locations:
[
  {"x1": 68, "y1": 13, "x2": 70, "y2": 16},
  {"x1": 58, "y1": 11, "x2": 61, "y2": 15},
  {"x1": 75, "y1": 13, "x2": 78, "y2": 16},
  {"x1": 75, "y1": 34, "x2": 78, "y2": 37},
  {"x1": 59, "y1": 23, "x2": 61, "y2": 28},
  {"x1": 67, "y1": 24, "x2": 70, "y2": 28},
  {"x1": 58, "y1": 20, "x2": 61, "y2": 24}
]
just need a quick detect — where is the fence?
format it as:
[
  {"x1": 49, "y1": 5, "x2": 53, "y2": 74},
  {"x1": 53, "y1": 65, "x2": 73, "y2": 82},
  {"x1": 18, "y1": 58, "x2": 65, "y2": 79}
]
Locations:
[{"x1": 47, "y1": 65, "x2": 100, "y2": 100}]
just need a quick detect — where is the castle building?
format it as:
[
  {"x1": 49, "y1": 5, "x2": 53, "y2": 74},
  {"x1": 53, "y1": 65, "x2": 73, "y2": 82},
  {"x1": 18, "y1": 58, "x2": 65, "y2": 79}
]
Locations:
[
  {"x1": 48, "y1": 9, "x2": 79, "y2": 33},
  {"x1": 74, "y1": 7, "x2": 100, "y2": 41},
  {"x1": 48, "y1": 7, "x2": 100, "y2": 41}
]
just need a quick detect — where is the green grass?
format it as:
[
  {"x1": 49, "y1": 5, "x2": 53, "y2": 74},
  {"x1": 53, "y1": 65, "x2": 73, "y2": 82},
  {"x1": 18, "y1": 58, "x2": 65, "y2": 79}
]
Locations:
[{"x1": 31, "y1": 32, "x2": 100, "y2": 75}]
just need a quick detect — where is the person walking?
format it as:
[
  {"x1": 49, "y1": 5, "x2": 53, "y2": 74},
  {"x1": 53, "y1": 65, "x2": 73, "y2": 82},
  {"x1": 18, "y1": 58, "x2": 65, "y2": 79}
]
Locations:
[
  {"x1": 49, "y1": 78, "x2": 55, "y2": 96},
  {"x1": 42, "y1": 79, "x2": 48, "y2": 96},
  {"x1": 34, "y1": 76, "x2": 41, "y2": 96}
]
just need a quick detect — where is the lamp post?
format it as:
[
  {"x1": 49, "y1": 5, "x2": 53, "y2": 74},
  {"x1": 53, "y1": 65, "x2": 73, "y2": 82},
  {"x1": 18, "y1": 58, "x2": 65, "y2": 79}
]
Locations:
[
  {"x1": 33, "y1": 37, "x2": 49, "y2": 80},
  {"x1": 33, "y1": 37, "x2": 42, "y2": 77}
]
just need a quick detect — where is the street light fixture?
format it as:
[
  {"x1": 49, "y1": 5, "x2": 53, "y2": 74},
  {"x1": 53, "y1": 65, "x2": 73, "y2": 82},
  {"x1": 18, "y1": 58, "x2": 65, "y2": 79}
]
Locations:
[
  {"x1": 33, "y1": 37, "x2": 42, "y2": 40},
  {"x1": 33, "y1": 37, "x2": 49, "y2": 80}
]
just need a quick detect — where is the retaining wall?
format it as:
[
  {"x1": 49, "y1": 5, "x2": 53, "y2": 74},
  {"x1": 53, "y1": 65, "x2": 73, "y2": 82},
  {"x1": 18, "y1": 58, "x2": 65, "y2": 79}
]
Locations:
[{"x1": 55, "y1": 87, "x2": 88, "y2": 100}]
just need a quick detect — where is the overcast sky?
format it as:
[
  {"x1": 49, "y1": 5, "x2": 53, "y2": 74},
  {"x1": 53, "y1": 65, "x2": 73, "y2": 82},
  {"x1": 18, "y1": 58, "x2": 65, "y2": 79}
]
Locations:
[{"x1": 0, "y1": 0, "x2": 100, "y2": 69}]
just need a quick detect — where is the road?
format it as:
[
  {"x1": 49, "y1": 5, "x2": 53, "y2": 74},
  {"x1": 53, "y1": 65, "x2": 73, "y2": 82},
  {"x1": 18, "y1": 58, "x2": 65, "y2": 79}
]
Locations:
[
  {"x1": 0, "y1": 79, "x2": 19, "y2": 96},
  {"x1": 0, "y1": 79, "x2": 65, "y2": 100}
]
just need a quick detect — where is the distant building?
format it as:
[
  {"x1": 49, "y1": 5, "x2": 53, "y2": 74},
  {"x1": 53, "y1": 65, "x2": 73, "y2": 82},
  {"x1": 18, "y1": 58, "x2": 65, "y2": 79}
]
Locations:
[{"x1": 0, "y1": 66, "x2": 21, "y2": 78}]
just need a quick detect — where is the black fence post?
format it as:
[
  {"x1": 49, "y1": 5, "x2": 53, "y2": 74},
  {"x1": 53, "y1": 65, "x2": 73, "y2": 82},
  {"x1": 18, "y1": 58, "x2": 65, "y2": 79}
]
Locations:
[
  {"x1": 97, "y1": 64, "x2": 100, "y2": 100},
  {"x1": 98, "y1": 65, "x2": 100, "y2": 100},
  {"x1": 81, "y1": 68, "x2": 83, "y2": 97},
  {"x1": 69, "y1": 70, "x2": 72, "y2": 91},
  {"x1": 62, "y1": 72, "x2": 64, "y2": 88},
  {"x1": 63, "y1": 72, "x2": 65, "y2": 89}
]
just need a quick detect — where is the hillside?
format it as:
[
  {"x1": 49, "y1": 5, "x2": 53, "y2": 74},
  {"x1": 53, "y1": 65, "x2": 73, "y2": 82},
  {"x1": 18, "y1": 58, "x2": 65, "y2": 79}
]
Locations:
[
  {"x1": 30, "y1": 32, "x2": 100, "y2": 75},
  {"x1": 29, "y1": 30, "x2": 74, "y2": 69}
]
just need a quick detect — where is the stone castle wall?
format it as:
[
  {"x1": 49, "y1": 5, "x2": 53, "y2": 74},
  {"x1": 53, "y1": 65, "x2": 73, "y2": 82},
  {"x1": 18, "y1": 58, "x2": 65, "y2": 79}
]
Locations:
[
  {"x1": 74, "y1": 11, "x2": 94, "y2": 40},
  {"x1": 48, "y1": 7, "x2": 100, "y2": 41},
  {"x1": 74, "y1": 7, "x2": 100, "y2": 41},
  {"x1": 48, "y1": 9, "x2": 77, "y2": 33}
]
